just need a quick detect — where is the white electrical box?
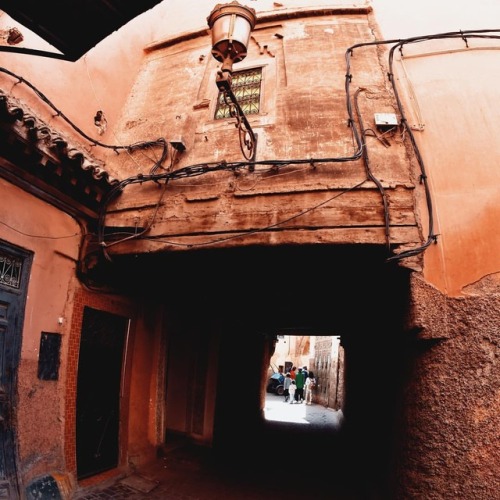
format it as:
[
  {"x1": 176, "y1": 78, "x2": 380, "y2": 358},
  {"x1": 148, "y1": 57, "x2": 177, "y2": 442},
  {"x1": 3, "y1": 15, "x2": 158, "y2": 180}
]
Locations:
[{"x1": 374, "y1": 113, "x2": 399, "y2": 129}]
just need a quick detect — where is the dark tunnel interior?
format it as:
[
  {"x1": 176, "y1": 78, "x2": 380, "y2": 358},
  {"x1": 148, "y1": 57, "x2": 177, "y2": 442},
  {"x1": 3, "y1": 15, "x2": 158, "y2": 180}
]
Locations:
[{"x1": 103, "y1": 244, "x2": 414, "y2": 498}]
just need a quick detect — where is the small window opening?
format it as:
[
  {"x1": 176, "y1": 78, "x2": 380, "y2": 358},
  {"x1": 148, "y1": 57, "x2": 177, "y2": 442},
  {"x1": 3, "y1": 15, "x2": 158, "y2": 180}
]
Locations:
[
  {"x1": 38, "y1": 332, "x2": 62, "y2": 380},
  {"x1": 0, "y1": 251, "x2": 23, "y2": 289},
  {"x1": 215, "y1": 67, "x2": 262, "y2": 119}
]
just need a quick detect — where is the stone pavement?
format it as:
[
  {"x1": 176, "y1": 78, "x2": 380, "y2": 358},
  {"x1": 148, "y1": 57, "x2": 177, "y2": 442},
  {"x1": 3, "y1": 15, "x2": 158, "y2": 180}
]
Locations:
[
  {"x1": 72, "y1": 396, "x2": 368, "y2": 500},
  {"x1": 263, "y1": 392, "x2": 344, "y2": 428}
]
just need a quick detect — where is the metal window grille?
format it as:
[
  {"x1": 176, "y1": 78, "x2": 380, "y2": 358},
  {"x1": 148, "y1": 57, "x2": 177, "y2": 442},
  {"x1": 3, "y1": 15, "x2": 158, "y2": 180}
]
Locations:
[
  {"x1": 215, "y1": 67, "x2": 262, "y2": 119},
  {"x1": 0, "y1": 252, "x2": 22, "y2": 289}
]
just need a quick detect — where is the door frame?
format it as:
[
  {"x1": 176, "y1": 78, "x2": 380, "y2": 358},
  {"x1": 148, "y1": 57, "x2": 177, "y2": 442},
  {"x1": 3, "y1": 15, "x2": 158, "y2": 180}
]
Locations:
[{"x1": 75, "y1": 306, "x2": 129, "y2": 479}]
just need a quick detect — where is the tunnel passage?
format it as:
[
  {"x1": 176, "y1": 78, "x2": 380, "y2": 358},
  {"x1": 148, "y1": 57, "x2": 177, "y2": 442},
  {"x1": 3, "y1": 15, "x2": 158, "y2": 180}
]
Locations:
[
  {"x1": 212, "y1": 329, "x2": 411, "y2": 498},
  {"x1": 105, "y1": 244, "x2": 413, "y2": 497}
]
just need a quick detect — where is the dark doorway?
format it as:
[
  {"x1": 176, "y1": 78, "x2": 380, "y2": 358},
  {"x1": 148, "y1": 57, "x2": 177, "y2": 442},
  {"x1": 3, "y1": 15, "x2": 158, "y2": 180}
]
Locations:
[
  {"x1": 76, "y1": 306, "x2": 128, "y2": 479},
  {"x1": 0, "y1": 241, "x2": 32, "y2": 500}
]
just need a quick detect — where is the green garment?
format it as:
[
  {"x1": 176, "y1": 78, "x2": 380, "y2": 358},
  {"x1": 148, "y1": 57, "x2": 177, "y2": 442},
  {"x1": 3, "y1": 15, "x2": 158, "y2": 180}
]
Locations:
[{"x1": 295, "y1": 371, "x2": 305, "y2": 389}]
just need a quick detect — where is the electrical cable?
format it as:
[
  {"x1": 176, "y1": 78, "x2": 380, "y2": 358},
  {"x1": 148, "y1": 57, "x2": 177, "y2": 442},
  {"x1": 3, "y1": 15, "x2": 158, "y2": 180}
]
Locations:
[
  {"x1": 4, "y1": 29, "x2": 499, "y2": 263},
  {"x1": 352, "y1": 87, "x2": 391, "y2": 250},
  {"x1": 0, "y1": 66, "x2": 168, "y2": 173},
  {"x1": 0, "y1": 45, "x2": 76, "y2": 61},
  {"x1": 100, "y1": 179, "x2": 169, "y2": 261},
  {"x1": 0, "y1": 219, "x2": 79, "y2": 239},
  {"x1": 346, "y1": 29, "x2": 500, "y2": 262}
]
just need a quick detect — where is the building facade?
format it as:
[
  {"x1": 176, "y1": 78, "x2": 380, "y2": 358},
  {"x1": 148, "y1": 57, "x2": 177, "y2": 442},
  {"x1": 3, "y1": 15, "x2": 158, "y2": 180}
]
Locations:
[{"x1": 0, "y1": 1, "x2": 498, "y2": 498}]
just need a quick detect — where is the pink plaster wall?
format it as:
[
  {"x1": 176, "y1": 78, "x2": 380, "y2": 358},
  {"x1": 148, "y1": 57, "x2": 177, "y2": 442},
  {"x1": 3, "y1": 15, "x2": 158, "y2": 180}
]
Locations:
[
  {"x1": 0, "y1": 178, "x2": 81, "y2": 478},
  {"x1": 370, "y1": 1, "x2": 500, "y2": 295},
  {"x1": 3, "y1": 0, "x2": 498, "y2": 298},
  {"x1": 394, "y1": 47, "x2": 500, "y2": 295}
]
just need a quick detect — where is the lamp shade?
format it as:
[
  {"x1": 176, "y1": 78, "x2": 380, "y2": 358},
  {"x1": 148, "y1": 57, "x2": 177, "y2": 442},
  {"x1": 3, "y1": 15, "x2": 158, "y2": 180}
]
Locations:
[{"x1": 207, "y1": 1, "x2": 257, "y2": 65}]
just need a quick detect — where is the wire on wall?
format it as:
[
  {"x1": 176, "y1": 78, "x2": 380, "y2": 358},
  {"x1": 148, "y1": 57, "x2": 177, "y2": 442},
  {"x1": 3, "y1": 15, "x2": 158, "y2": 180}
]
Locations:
[
  {"x1": 346, "y1": 29, "x2": 500, "y2": 261},
  {"x1": 0, "y1": 66, "x2": 169, "y2": 173},
  {"x1": 4, "y1": 29, "x2": 498, "y2": 265}
]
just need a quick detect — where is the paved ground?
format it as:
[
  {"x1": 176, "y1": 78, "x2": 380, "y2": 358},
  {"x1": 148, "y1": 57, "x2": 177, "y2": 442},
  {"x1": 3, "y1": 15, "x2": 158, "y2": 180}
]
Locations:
[
  {"x1": 72, "y1": 396, "x2": 373, "y2": 499},
  {"x1": 263, "y1": 393, "x2": 344, "y2": 427}
]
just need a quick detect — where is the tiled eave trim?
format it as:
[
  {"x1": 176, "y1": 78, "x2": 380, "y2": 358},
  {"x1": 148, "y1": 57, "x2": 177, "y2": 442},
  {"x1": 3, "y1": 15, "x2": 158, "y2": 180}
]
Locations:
[
  {"x1": 0, "y1": 89, "x2": 119, "y2": 187},
  {"x1": 145, "y1": 6, "x2": 372, "y2": 53}
]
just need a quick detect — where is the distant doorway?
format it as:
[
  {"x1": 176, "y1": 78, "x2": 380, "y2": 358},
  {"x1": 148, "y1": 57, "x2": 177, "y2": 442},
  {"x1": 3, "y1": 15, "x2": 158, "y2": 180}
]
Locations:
[{"x1": 76, "y1": 307, "x2": 128, "y2": 479}]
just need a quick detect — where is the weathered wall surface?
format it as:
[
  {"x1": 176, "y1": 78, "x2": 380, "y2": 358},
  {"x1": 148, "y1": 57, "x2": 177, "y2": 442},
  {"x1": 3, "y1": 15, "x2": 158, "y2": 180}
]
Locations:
[
  {"x1": 0, "y1": 1, "x2": 499, "y2": 499},
  {"x1": 314, "y1": 336, "x2": 344, "y2": 410},
  {"x1": 0, "y1": 178, "x2": 80, "y2": 482},
  {"x1": 395, "y1": 273, "x2": 500, "y2": 498},
  {"x1": 100, "y1": 9, "x2": 420, "y2": 259},
  {"x1": 63, "y1": 289, "x2": 162, "y2": 473},
  {"x1": 3, "y1": 0, "x2": 497, "y2": 295},
  {"x1": 0, "y1": 178, "x2": 163, "y2": 488},
  {"x1": 384, "y1": 36, "x2": 500, "y2": 297}
]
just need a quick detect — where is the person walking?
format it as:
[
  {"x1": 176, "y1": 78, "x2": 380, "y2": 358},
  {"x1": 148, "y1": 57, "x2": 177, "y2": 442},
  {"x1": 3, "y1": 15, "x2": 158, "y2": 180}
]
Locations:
[
  {"x1": 288, "y1": 380, "x2": 297, "y2": 404},
  {"x1": 294, "y1": 367, "x2": 305, "y2": 403},
  {"x1": 283, "y1": 372, "x2": 292, "y2": 402},
  {"x1": 304, "y1": 370, "x2": 316, "y2": 404}
]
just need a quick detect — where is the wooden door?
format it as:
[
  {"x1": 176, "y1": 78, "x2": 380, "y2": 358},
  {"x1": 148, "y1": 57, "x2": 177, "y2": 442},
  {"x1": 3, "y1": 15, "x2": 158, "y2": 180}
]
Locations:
[{"x1": 0, "y1": 242, "x2": 32, "y2": 500}]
